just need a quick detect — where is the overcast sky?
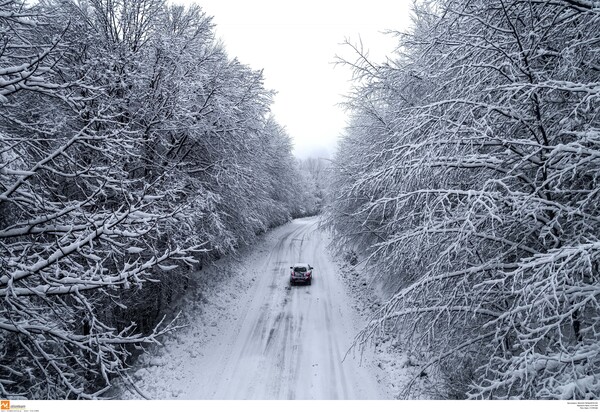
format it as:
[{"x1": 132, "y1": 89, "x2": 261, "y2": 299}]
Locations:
[{"x1": 175, "y1": 0, "x2": 413, "y2": 159}]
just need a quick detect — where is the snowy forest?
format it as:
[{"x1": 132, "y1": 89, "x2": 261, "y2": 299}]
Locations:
[
  {"x1": 328, "y1": 0, "x2": 600, "y2": 400},
  {"x1": 1, "y1": 0, "x2": 599, "y2": 403},
  {"x1": 0, "y1": 0, "x2": 320, "y2": 399}
]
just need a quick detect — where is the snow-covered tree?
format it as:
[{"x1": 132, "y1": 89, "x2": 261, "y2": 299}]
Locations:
[
  {"x1": 0, "y1": 0, "x2": 206, "y2": 398},
  {"x1": 328, "y1": 0, "x2": 600, "y2": 399},
  {"x1": 298, "y1": 157, "x2": 329, "y2": 215},
  {"x1": 1, "y1": 0, "x2": 308, "y2": 398}
]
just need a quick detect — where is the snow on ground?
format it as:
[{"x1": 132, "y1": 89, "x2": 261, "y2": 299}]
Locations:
[
  {"x1": 332, "y1": 252, "x2": 432, "y2": 399},
  {"x1": 120, "y1": 224, "x2": 268, "y2": 399},
  {"x1": 120, "y1": 216, "x2": 404, "y2": 399}
]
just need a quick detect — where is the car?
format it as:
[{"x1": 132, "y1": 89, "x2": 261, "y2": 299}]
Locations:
[{"x1": 290, "y1": 263, "x2": 313, "y2": 285}]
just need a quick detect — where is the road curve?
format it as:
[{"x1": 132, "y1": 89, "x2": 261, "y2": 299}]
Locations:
[{"x1": 179, "y1": 217, "x2": 385, "y2": 399}]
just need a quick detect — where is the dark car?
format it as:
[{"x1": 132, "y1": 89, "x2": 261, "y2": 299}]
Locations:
[{"x1": 290, "y1": 263, "x2": 313, "y2": 285}]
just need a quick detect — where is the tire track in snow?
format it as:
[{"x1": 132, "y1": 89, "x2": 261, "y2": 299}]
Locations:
[{"x1": 156, "y1": 217, "x2": 387, "y2": 400}]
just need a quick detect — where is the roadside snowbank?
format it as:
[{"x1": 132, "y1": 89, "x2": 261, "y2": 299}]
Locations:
[
  {"x1": 332, "y1": 251, "x2": 430, "y2": 399},
  {"x1": 120, "y1": 222, "x2": 289, "y2": 399}
]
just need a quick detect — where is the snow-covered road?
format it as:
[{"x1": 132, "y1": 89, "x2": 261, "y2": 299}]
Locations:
[{"x1": 130, "y1": 217, "x2": 387, "y2": 399}]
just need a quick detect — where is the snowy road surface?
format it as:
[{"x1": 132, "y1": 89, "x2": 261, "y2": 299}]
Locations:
[{"x1": 133, "y1": 217, "x2": 387, "y2": 399}]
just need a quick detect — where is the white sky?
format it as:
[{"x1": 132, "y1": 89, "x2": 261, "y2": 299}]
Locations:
[{"x1": 174, "y1": 0, "x2": 413, "y2": 159}]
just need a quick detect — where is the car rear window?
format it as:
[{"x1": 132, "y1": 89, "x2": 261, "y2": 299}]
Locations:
[{"x1": 293, "y1": 267, "x2": 307, "y2": 273}]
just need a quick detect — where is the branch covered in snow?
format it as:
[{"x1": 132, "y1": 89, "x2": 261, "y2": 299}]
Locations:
[
  {"x1": 328, "y1": 0, "x2": 600, "y2": 400},
  {"x1": 1, "y1": 0, "x2": 309, "y2": 399}
]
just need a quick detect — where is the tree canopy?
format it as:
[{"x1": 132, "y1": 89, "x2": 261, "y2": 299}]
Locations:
[
  {"x1": 0, "y1": 0, "x2": 315, "y2": 398},
  {"x1": 327, "y1": 0, "x2": 600, "y2": 399}
]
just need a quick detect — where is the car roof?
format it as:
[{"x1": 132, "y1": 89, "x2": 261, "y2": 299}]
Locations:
[{"x1": 292, "y1": 263, "x2": 310, "y2": 268}]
